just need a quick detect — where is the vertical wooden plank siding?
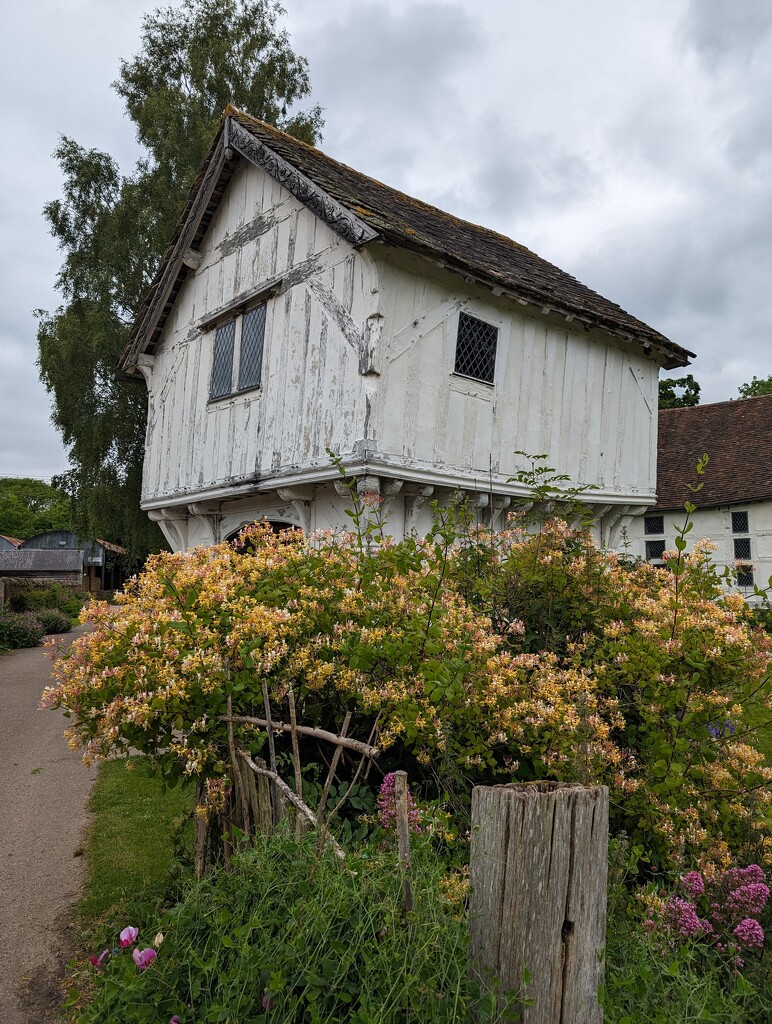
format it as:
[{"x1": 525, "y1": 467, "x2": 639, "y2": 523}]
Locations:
[
  {"x1": 142, "y1": 160, "x2": 373, "y2": 501},
  {"x1": 371, "y1": 251, "x2": 658, "y2": 499}
]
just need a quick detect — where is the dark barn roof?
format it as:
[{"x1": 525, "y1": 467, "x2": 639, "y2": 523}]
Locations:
[
  {"x1": 121, "y1": 107, "x2": 692, "y2": 372},
  {"x1": 0, "y1": 549, "x2": 84, "y2": 574},
  {"x1": 655, "y1": 395, "x2": 772, "y2": 511}
]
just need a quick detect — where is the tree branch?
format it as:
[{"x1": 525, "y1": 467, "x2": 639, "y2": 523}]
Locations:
[{"x1": 223, "y1": 715, "x2": 380, "y2": 759}]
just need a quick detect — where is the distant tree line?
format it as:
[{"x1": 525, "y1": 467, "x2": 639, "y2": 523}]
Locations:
[
  {"x1": 658, "y1": 372, "x2": 772, "y2": 409},
  {"x1": 0, "y1": 478, "x2": 74, "y2": 540}
]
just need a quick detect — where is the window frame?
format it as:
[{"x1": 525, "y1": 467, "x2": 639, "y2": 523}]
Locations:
[
  {"x1": 452, "y1": 311, "x2": 499, "y2": 386},
  {"x1": 643, "y1": 514, "x2": 666, "y2": 565},
  {"x1": 731, "y1": 508, "x2": 754, "y2": 587},
  {"x1": 645, "y1": 539, "x2": 667, "y2": 563},
  {"x1": 208, "y1": 301, "x2": 268, "y2": 402}
]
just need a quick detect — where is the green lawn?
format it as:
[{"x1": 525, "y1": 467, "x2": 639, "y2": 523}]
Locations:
[{"x1": 77, "y1": 757, "x2": 194, "y2": 929}]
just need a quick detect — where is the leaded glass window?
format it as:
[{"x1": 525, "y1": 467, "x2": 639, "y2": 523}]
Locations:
[
  {"x1": 644, "y1": 515, "x2": 664, "y2": 535},
  {"x1": 210, "y1": 320, "x2": 235, "y2": 399},
  {"x1": 732, "y1": 510, "x2": 749, "y2": 534},
  {"x1": 454, "y1": 312, "x2": 498, "y2": 384},
  {"x1": 645, "y1": 539, "x2": 666, "y2": 562},
  {"x1": 237, "y1": 305, "x2": 266, "y2": 391},
  {"x1": 209, "y1": 303, "x2": 267, "y2": 400}
]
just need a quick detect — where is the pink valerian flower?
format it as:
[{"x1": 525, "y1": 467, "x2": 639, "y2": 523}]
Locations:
[
  {"x1": 664, "y1": 897, "x2": 711, "y2": 938},
  {"x1": 132, "y1": 947, "x2": 157, "y2": 969},
  {"x1": 725, "y1": 864, "x2": 766, "y2": 887},
  {"x1": 88, "y1": 949, "x2": 109, "y2": 967},
  {"x1": 681, "y1": 871, "x2": 705, "y2": 900},
  {"x1": 169, "y1": 1017, "x2": 182, "y2": 1023},
  {"x1": 119, "y1": 925, "x2": 139, "y2": 947},
  {"x1": 733, "y1": 918, "x2": 765, "y2": 949},
  {"x1": 376, "y1": 772, "x2": 422, "y2": 833},
  {"x1": 725, "y1": 883, "x2": 770, "y2": 918}
]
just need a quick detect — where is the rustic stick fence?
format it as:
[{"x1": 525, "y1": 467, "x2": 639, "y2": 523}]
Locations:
[{"x1": 469, "y1": 782, "x2": 609, "y2": 1024}]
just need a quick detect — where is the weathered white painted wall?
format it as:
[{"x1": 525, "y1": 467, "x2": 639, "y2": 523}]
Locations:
[
  {"x1": 367, "y1": 249, "x2": 659, "y2": 502},
  {"x1": 142, "y1": 159, "x2": 378, "y2": 505},
  {"x1": 625, "y1": 502, "x2": 772, "y2": 595},
  {"x1": 140, "y1": 158, "x2": 666, "y2": 552}
]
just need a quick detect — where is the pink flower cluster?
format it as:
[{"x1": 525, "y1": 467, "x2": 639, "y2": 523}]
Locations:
[
  {"x1": 663, "y1": 897, "x2": 711, "y2": 938},
  {"x1": 647, "y1": 863, "x2": 769, "y2": 969},
  {"x1": 376, "y1": 772, "x2": 423, "y2": 833},
  {"x1": 88, "y1": 925, "x2": 158, "y2": 972}
]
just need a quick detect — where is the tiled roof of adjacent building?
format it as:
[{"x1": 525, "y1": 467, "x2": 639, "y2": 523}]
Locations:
[
  {"x1": 121, "y1": 107, "x2": 693, "y2": 372},
  {"x1": 655, "y1": 395, "x2": 772, "y2": 510}
]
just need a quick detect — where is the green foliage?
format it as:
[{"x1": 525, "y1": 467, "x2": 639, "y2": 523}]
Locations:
[
  {"x1": 0, "y1": 611, "x2": 45, "y2": 650},
  {"x1": 601, "y1": 838, "x2": 771, "y2": 1020},
  {"x1": 34, "y1": 609, "x2": 73, "y2": 635},
  {"x1": 658, "y1": 373, "x2": 701, "y2": 409},
  {"x1": 37, "y1": 0, "x2": 323, "y2": 558},
  {"x1": 0, "y1": 477, "x2": 73, "y2": 539},
  {"x1": 738, "y1": 374, "x2": 772, "y2": 399},
  {"x1": 74, "y1": 830, "x2": 516, "y2": 1024},
  {"x1": 602, "y1": 906, "x2": 769, "y2": 1022},
  {"x1": 10, "y1": 582, "x2": 85, "y2": 618}
]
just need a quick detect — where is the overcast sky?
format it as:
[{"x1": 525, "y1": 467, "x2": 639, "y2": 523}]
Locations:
[{"x1": 2, "y1": 0, "x2": 771, "y2": 479}]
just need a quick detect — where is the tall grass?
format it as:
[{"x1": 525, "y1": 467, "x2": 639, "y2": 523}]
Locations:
[{"x1": 74, "y1": 829, "x2": 517, "y2": 1024}]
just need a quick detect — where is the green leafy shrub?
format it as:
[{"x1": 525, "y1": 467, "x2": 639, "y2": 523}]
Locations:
[
  {"x1": 33, "y1": 608, "x2": 73, "y2": 635},
  {"x1": 10, "y1": 583, "x2": 84, "y2": 618},
  {"x1": 75, "y1": 830, "x2": 516, "y2": 1024},
  {"x1": 0, "y1": 610, "x2": 45, "y2": 649},
  {"x1": 44, "y1": 511, "x2": 772, "y2": 874},
  {"x1": 602, "y1": 909, "x2": 769, "y2": 1023}
]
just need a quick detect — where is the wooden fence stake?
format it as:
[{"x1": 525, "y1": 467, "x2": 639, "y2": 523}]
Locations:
[
  {"x1": 394, "y1": 770, "x2": 414, "y2": 915},
  {"x1": 469, "y1": 782, "x2": 608, "y2": 1024}
]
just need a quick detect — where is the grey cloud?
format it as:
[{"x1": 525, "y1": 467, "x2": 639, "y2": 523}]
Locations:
[
  {"x1": 296, "y1": 2, "x2": 482, "y2": 179},
  {"x1": 474, "y1": 130, "x2": 596, "y2": 222},
  {"x1": 681, "y1": 0, "x2": 772, "y2": 69}
]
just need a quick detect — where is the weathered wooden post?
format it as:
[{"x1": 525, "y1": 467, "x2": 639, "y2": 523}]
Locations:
[
  {"x1": 394, "y1": 770, "x2": 414, "y2": 914},
  {"x1": 469, "y1": 782, "x2": 608, "y2": 1024}
]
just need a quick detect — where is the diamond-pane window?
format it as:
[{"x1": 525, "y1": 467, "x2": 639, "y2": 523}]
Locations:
[
  {"x1": 644, "y1": 515, "x2": 664, "y2": 535},
  {"x1": 646, "y1": 539, "x2": 666, "y2": 562},
  {"x1": 737, "y1": 565, "x2": 754, "y2": 587},
  {"x1": 732, "y1": 511, "x2": 749, "y2": 534},
  {"x1": 454, "y1": 312, "x2": 498, "y2": 384},
  {"x1": 210, "y1": 320, "x2": 235, "y2": 399},
  {"x1": 238, "y1": 305, "x2": 266, "y2": 391},
  {"x1": 734, "y1": 537, "x2": 751, "y2": 561},
  {"x1": 209, "y1": 303, "x2": 268, "y2": 401}
]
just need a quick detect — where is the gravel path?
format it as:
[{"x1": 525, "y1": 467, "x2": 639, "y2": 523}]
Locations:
[{"x1": 0, "y1": 630, "x2": 96, "y2": 1023}]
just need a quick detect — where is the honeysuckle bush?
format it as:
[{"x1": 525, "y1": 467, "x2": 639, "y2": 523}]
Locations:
[
  {"x1": 42, "y1": 519, "x2": 619, "y2": 825},
  {"x1": 43, "y1": 504, "x2": 772, "y2": 873},
  {"x1": 452, "y1": 517, "x2": 772, "y2": 870}
]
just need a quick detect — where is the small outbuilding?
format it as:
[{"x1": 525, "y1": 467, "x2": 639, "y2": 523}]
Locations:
[{"x1": 19, "y1": 531, "x2": 129, "y2": 592}]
